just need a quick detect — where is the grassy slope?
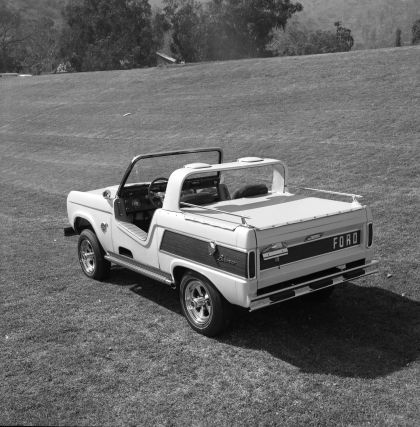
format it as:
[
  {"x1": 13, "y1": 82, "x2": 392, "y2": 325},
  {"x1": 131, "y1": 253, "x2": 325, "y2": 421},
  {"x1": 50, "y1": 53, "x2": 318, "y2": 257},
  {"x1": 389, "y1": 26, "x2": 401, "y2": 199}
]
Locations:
[{"x1": 0, "y1": 46, "x2": 419, "y2": 425}]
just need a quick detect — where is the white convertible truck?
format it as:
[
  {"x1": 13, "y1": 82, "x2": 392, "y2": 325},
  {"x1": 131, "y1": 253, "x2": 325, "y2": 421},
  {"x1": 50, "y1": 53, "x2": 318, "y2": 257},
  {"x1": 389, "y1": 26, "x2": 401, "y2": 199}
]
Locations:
[{"x1": 65, "y1": 148, "x2": 378, "y2": 336}]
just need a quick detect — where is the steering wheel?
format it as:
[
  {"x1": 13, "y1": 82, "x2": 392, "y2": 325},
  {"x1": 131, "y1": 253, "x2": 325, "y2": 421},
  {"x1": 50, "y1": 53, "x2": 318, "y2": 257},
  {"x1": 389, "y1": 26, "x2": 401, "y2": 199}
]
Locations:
[{"x1": 148, "y1": 177, "x2": 169, "y2": 208}]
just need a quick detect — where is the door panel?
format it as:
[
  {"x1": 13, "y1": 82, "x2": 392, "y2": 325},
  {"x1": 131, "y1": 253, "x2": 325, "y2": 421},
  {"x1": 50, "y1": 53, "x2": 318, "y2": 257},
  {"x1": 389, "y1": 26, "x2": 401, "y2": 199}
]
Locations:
[{"x1": 111, "y1": 200, "x2": 161, "y2": 268}]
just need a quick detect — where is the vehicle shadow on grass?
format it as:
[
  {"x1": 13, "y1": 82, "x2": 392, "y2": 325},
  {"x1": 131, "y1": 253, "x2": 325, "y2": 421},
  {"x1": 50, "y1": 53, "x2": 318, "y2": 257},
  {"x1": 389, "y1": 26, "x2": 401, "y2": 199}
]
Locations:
[
  {"x1": 106, "y1": 269, "x2": 419, "y2": 379},
  {"x1": 223, "y1": 284, "x2": 420, "y2": 379},
  {"x1": 107, "y1": 267, "x2": 181, "y2": 313}
]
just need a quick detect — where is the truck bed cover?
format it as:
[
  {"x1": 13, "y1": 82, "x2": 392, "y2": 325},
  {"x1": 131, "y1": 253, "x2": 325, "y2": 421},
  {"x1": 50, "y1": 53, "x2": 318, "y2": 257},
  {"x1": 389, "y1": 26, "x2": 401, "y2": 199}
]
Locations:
[{"x1": 182, "y1": 194, "x2": 363, "y2": 230}]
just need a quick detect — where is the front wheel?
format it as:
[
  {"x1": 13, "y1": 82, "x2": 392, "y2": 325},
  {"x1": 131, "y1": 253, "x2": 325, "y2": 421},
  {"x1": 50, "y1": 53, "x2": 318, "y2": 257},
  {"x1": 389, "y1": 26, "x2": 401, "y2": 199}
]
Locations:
[
  {"x1": 77, "y1": 229, "x2": 110, "y2": 281},
  {"x1": 180, "y1": 272, "x2": 230, "y2": 337}
]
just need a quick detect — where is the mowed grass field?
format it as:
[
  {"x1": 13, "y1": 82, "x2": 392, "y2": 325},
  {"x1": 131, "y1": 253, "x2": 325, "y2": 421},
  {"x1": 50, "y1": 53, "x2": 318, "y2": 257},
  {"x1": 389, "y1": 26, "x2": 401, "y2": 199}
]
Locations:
[{"x1": 1, "y1": 46, "x2": 419, "y2": 425}]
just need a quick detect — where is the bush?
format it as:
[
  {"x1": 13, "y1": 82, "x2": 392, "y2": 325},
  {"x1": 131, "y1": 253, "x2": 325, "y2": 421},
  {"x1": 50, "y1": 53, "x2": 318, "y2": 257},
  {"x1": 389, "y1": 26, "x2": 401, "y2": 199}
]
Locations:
[
  {"x1": 412, "y1": 19, "x2": 420, "y2": 44},
  {"x1": 269, "y1": 21, "x2": 354, "y2": 57}
]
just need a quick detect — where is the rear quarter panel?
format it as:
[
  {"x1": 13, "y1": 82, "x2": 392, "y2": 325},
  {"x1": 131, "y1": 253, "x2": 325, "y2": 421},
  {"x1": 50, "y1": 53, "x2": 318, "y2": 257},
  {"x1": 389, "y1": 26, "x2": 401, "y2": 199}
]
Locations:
[{"x1": 156, "y1": 209, "x2": 257, "y2": 306}]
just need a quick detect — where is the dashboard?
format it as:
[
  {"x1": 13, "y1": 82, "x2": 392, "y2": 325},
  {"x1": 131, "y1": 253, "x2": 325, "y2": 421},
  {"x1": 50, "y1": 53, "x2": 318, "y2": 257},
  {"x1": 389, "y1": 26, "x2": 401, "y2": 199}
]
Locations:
[
  {"x1": 120, "y1": 184, "x2": 155, "y2": 213},
  {"x1": 120, "y1": 175, "x2": 221, "y2": 214}
]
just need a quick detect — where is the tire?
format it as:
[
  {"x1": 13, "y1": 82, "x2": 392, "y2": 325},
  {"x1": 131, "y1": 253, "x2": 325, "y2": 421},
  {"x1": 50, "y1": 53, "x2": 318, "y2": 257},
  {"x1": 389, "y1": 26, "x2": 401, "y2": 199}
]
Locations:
[
  {"x1": 180, "y1": 272, "x2": 230, "y2": 337},
  {"x1": 77, "y1": 229, "x2": 110, "y2": 281}
]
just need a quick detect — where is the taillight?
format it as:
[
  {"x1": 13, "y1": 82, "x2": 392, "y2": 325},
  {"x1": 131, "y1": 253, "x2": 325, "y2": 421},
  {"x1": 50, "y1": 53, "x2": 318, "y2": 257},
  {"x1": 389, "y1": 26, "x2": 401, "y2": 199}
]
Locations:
[
  {"x1": 367, "y1": 223, "x2": 373, "y2": 247},
  {"x1": 248, "y1": 251, "x2": 256, "y2": 278}
]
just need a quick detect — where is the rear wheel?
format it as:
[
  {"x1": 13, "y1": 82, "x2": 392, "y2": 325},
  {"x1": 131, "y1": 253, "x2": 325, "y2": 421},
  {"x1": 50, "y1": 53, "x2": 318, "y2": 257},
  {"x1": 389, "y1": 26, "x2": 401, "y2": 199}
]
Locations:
[
  {"x1": 78, "y1": 229, "x2": 110, "y2": 281},
  {"x1": 180, "y1": 272, "x2": 230, "y2": 336}
]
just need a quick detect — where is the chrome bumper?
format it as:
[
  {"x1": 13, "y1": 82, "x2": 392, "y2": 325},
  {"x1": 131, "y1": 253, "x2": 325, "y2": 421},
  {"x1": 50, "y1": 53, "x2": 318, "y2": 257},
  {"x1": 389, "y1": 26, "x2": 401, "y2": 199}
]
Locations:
[{"x1": 249, "y1": 260, "x2": 379, "y2": 312}]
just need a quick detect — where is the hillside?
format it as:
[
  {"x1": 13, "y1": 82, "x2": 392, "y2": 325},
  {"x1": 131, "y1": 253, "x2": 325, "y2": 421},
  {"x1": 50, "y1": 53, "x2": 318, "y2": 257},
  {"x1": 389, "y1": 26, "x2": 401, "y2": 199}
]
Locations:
[
  {"x1": 1, "y1": 47, "x2": 419, "y2": 425},
  {"x1": 4, "y1": 0, "x2": 66, "y2": 23}
]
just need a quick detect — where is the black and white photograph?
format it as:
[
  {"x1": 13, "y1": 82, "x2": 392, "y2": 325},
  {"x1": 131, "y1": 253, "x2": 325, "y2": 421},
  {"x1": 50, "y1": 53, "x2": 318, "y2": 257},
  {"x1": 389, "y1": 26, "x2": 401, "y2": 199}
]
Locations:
[{"x1": 1, "y1": 0, "x2": 419, "y2": 425}]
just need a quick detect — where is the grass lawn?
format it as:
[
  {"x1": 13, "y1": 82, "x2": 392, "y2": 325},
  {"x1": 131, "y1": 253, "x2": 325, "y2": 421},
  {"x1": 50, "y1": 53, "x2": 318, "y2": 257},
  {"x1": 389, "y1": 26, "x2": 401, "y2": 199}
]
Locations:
[{"x1": 1, "y1": 46, "x2": 419, "y2": 425}]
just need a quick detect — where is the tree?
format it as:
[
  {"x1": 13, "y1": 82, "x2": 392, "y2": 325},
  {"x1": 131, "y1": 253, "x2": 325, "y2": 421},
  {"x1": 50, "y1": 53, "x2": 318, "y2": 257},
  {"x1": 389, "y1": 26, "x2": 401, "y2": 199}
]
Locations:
[
  {"x1": 162, "y1": 0, "x2": 303, "y2": 61},
  {"x1": 0, "y1": 3, "x2": 61, "y2": 74},
  {"x1": 395, "y1": 28, "x2": 402, "y2": 47},
  {"x1": 20, "y1": 17, "x2": 59, "y2": 74},
  {"x1": 334, "y1": 21, "x2": 353, "y2": 52},
  {"x1": 412, "y1": 19, "x2": 420, "y2": 45},
  {"x1": 0, "y1": 4, "x2": 28, "y2": 72},
  {"x1": 207, "y1": 0, "x2": 303, "y2": 59},
  {"x1": 163, "y1": 0, "x2": 206, "y2": 62},
  {"x1": 269, "y1": 21, "x2": 354, "y2": 57},
  {"x1": 60, "y1": 0, "x2": 156, "y2": 71},
  {"x1": 152, "y1": 9, "x2": 170, "y2": 51}
]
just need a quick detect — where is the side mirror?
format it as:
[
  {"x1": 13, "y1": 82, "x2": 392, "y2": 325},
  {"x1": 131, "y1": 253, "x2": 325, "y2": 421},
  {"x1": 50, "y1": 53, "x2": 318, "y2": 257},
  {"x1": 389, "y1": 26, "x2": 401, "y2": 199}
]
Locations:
[{"x1": 103, "y1": 189, "x2": 112, "y2": 199}]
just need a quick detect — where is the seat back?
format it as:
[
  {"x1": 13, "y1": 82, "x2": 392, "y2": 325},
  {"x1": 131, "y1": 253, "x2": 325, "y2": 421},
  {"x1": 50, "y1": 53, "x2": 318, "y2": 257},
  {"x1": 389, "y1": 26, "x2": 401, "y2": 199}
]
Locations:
[
  {"x1": 218, "y1": 183, "x2": 231, "y2": 200},
  {"x1": 232, "y1": 183, "x2": 268, "y2": 199},
  {"x1": 180, "y1": 192, "x2": 215, "y2": 206}
]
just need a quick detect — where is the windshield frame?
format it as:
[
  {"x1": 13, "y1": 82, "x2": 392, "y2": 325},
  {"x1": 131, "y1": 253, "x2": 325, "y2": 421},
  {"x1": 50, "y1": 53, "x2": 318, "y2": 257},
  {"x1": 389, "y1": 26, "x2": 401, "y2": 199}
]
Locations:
[{"x1": 117, "y1": 147, "x2": 223, "y2": 197}]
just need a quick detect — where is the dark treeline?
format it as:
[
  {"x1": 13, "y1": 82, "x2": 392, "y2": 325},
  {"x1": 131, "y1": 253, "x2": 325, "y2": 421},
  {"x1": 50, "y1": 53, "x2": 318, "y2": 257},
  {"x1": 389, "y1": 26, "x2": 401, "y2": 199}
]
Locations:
[
  {"x1": 1, "y1": 0, "x2": 419, "y2": 74},
  {"x1": 268, "y1": 20, "x2": 354, "y2": 57},
  {"x1": 0, "y1": 2, "x2": 60, "y2": 74},
  {"x1": 161, "y1": 0, "x2": 304, "y2": 62},
  {"x1": 294, "y1": 0, "x2": 420, "y2": 50},
  {"x1": 59, "y1": 0, "x2": 156, "y2": 72}
]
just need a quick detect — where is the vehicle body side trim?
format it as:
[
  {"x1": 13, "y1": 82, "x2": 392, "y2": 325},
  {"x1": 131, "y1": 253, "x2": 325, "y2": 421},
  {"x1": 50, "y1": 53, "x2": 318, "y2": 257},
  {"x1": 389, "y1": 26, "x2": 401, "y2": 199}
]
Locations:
[
  {"x1": 160, "y1": 230, "x2": 248, "y2": 278},
  {"x1": 105, "y1": 252, "x2": 173, "y2": 285},
  {"x1": 69, "y1": 201, "x2": 112, "y2": 215}
]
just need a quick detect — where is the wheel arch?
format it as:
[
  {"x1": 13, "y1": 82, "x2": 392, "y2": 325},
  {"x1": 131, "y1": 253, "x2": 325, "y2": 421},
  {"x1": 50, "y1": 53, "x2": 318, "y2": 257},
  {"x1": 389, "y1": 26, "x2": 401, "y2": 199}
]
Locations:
[
  {"x1": 74, "y1": 216, "x2": 95, "y2": 234},
  {"x1": 177, "y1": 264, "x2": 232, "y2": 337},
  {"x1": 73, "y1": 214, "x2": 112, "y2": 254},
  {"x1": 172, "y1": 266, "x2": 213, "y2": 291},
  {"x1": 169, "y1": 260, "x2": 241, "y2": 306},
  {"x1": 172, "y1": 265, "x2": 189, "y2": 290}
]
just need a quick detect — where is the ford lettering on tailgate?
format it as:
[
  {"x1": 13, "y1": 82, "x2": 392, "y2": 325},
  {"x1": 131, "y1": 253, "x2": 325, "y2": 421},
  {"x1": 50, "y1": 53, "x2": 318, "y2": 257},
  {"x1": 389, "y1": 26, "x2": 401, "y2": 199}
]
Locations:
[{"x1": 332, "y1": 231, "x2": 360, "y2": 250}]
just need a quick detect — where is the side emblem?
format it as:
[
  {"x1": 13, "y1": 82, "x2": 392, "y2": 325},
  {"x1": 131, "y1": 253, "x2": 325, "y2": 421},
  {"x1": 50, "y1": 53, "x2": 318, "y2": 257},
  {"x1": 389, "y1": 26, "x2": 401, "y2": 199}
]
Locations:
[
  {"x1": 208, "y1": 241, "x2": 238, "y2": 265},
  {"x1": 216, "y1": 254, "x2": 238, "y2": 266},
  {"x1": 262, "y1": 243, "x2": 288, "y2": 260},
  {"x1": 208, "y1": 241, "x2": 217, "y2": 256},
  {"x1": 101, "y1": 222, "x2": 108, "y2": 232}
]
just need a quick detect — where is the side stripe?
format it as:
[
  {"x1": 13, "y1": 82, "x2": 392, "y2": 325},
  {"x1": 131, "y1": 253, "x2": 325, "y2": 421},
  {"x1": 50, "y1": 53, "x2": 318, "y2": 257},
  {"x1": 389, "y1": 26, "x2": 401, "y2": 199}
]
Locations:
[{"x1": 160, "y1": 230, "x2": 248, "y2": 278}]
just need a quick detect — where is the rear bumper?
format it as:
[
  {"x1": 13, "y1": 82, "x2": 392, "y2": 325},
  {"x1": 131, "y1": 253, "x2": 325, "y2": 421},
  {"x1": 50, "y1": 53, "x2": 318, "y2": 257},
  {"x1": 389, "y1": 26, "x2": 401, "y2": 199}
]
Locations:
[{"x1": 249, "y1": 259, "x2": 379, "y2": 312}]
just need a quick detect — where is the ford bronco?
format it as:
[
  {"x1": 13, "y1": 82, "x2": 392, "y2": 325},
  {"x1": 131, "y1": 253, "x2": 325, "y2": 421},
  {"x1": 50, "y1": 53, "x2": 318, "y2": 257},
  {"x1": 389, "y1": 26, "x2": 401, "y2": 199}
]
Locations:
[{"x1": 65, "y1": 147, "x2": 378, "y2": 336}]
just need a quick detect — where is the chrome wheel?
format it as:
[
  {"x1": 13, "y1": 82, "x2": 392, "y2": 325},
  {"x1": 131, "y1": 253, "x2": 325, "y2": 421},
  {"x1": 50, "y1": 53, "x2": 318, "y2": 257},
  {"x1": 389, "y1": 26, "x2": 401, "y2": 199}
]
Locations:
[
  {"x1": 77, "y1": 229, "x2": 110, "y2": 281},
  {"x1": 79, "y1": 238, "x2": 96, "y2": 275},
  {"x1": 180, "y1": 272, "x2": 230, "y2": 336},
  {"x1": 184, "y1": 279, "x2": 213, "y2": 326}
]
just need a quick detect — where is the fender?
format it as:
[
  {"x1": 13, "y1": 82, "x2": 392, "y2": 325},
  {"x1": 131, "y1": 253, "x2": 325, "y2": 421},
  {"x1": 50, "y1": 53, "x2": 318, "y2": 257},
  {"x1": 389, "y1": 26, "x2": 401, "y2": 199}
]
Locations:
[
  {"x1": 67, "y1": 191, "x2": 113, "y2": 252},
  {"x1": 168, "y1": 258, "x2": 253, "y2": 307}
]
